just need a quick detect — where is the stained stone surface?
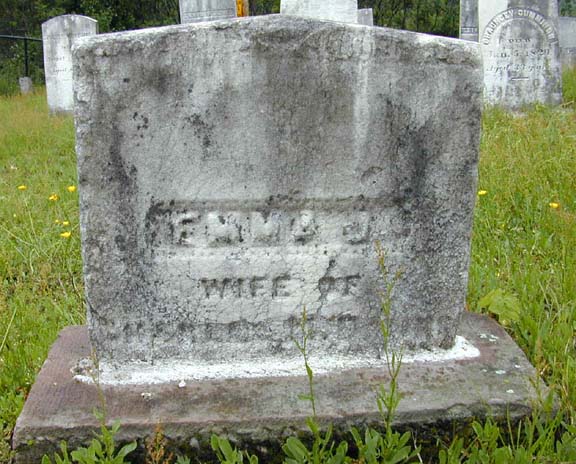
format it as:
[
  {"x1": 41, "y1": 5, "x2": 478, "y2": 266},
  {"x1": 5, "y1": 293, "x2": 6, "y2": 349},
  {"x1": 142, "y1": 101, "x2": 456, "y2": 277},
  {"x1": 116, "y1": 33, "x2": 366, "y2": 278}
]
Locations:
[
  {"x1": 72, "y1": 15, "x2": 482, "y2": 378},
  {"x1": 559, "y1": 16, "x2": 576, "y2": 69},
  {"x1": 460, "y1": 0, "x2": 479, "y2": 41},
  {"x1": 281, "y1": 0, "x2": 358, "y2": 23},
  {"x1": 12, "y1": 313, "x2": 552, "y2": 463},
  {"x1": 42, "y1": 15, "x2": 97, "y2": 113},
  {"x1": 478, "y1": 0, "x2": 562, "y2": 108},
  {"x1": 357, "y1": 8, "x2": 374, "y2": 26},
  {"x1": 179, "y1": 0, "x2": 236, "y2": 23}
]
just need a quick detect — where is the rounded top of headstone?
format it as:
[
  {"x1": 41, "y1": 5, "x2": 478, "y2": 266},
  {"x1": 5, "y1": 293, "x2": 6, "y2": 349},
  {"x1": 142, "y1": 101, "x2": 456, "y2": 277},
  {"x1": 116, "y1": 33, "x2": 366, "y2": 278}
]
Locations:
[{"x1": 42, "y1": 14, "x2": 98, "y2": 27}]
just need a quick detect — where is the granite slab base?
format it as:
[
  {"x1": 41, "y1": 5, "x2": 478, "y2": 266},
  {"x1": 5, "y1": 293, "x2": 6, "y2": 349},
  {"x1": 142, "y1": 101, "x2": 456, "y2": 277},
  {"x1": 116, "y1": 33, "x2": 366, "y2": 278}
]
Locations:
[{"x1": 13, "y1": 313, "x2": 549, "y2": 463}]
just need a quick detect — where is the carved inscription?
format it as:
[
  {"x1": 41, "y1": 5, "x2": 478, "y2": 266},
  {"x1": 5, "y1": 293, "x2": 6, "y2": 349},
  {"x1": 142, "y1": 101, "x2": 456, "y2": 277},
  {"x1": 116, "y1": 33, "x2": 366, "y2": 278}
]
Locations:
[
  {"x1": 482, "y1": 8, "x2": 558, "y2": 46},
  {"x1": 481, "y1": 7, "x2": 560, "y2": 105},
  {"x1": 146, "y1": 201, "x2": 373, "y2": 248},
  {"x1": 198, "y1": 275, "x2": 293, "y2": 298}
]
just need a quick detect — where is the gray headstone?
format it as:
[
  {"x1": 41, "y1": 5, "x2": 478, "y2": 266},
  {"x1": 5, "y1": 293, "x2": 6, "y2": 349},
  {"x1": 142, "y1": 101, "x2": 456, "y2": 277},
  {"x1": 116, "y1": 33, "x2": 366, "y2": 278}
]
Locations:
[
  {"x1": 559, "y1": 16, "x2": 576, "y2": 69},
  {"x1": 42, "y1": 15, "x2": 98, "y2": 114},
  {"x1": 73, "y1": 16, "x2": 482, "y2": 382},
  {"x1": 357, "y1": 8, "x2": 374, "y2": 26},
  {"x1": 460, "y1": 0, "x2": 479, "y2": 41},
  {"x1": 281, "y1": 0, "x2": 358, "y2": 23},
  {"x1": 179, "y1": 0, "x2": 236, "y2": 23},
  {"x1": 19, "y1": 77, "x2": 33, "y2": 95},
  {"x1": 478, "y1": 0, "x2": 562, "y2": 108}
]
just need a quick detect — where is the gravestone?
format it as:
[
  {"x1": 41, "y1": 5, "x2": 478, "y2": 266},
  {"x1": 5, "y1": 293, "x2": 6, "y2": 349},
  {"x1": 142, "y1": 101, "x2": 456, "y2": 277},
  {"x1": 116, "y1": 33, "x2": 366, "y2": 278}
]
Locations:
[
  {"x1": 357, "y1": 8, "x2": 374, "y2": 26},
  {"x1": 559, "y1": 16, "x2": 576, "y2": 69},
  {"x1": 478, "y1": 0, "x2": 562, "y2": 108},
  {"x1": 13, "y1": 15, "x2": 549, "y2": 463},
  {"x1": 18, "y1": 77, "x2": 33, "y2": 94},
  {"x1": 460, "y1": 0, "x2": 479, "y2": 41},
  {"x1": 42, "y1": 15, "x2": 98, "y2": 114},
  {"x1": 71, "y1": 14, "x2": 482, "y2": 382},
  {"x1": 179, "y1": 0, "x2": 236, "y2": 23},
  {"x1": 281, "y1": 0, "x2": 358, "y2": 23}
]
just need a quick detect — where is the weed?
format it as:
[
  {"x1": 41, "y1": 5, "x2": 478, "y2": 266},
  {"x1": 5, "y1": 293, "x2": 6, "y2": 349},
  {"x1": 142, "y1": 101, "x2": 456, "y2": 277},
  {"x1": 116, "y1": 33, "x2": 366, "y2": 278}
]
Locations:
[
  {"x1": 145, "y1": 425, "x2": 173, "y2": 464},
  {"x1": 41, "y1": 410, "x2": 137, "y2": 464},
  {"x1": 210, "y1": 435, "x2": 258, "y2": 464}
]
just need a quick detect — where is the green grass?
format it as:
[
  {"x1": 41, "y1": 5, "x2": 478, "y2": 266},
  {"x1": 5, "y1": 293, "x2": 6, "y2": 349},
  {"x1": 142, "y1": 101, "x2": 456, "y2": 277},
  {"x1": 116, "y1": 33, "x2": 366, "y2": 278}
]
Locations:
[
  {"x1": 1, "y1": 74, "x2": 576, "y2": 462},
  {"x1": 0, "y1": 91, "x2": 83, "y2": 461}
]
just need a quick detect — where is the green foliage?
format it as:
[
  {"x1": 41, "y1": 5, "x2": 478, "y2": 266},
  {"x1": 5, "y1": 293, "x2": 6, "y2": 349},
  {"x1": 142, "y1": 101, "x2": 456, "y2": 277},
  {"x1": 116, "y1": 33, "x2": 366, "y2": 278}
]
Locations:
[
  {"x1": 351, "y1": 427, "x2": 418, "y2": 464},
  {"x1": 359, "y1": 0, "x2": 459, "y2": 37},
  {"x1": 283, "y1": 418, "x2": 348, "y2": 464},
  {"x1": 42, "y1": 413, "x2": 137, "y2": 464},
  {"x1": 477, "y1": 288, "x2": 521, "y2": 326},
  {"x1": 293, "y1": 307, "x2": 317, "y2": 418},
  {"x1": 210, "y1": 435, "x2": 259, "y2": 464}
]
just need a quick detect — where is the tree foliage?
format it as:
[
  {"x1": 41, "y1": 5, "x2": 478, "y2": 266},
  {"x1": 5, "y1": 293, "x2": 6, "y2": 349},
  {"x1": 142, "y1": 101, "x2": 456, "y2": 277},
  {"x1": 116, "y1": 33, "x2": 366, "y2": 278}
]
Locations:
[{"x1": 0, "y1": 0, "x2": 464, "y2": 38}]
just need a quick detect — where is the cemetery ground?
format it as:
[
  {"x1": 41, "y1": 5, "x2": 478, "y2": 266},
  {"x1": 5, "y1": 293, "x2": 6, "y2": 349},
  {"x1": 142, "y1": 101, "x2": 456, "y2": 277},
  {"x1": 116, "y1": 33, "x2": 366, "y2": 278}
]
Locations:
[{"x1": 0, "y1": 72, "x2": 575, "y2": 462}]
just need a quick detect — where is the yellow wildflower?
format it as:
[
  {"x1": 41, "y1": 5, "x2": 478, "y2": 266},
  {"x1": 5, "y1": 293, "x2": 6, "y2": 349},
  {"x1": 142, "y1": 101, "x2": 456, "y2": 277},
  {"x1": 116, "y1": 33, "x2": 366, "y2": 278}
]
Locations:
[
  {"x1": 478, "y1": 190, "x2": 488, "y2": 196},
  {"x1": 55, "y1": 219, "x2": 61, "y2": 224},
  {"x1": 17, "y1": 185, "x2": 27, "y2": 190},
  {"x1": 67, "y1": 185, "x2": 77, "y2": 193},
  {"x1": 48, "y1": 194, "x2": 59, "y2": 201},
  {"x1": 60, "y1": 231, "x2": 71, "y2": 238},
  {"x1": 549, "y1": 202, "x2": 560, "y2": 209},
  {"x1": 62, "y1": 221, "x2": 70, "y2": 226}
]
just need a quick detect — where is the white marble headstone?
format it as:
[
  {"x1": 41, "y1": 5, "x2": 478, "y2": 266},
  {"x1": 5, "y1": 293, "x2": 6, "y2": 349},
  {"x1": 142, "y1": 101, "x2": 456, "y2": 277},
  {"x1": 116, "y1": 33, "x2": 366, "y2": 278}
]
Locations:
[
  {"x1": 281, "y1": 0, "x2": 358, "y2": 23},
  {"x1": 179, "y1": 0, "x2": 237, "y2": 23},
  {"x1": 72, "y1": 15, "x2": 482, "y2": 381},
  {"x1": 479, "y1": 0, "x2": 562, "y2": 108},
  {"x1": 559, "y1": 16, "x2": 576, "y2": 69},
  {"x1": 357, "y1": 8, "x2": 373, "y2": 26},
  {"x1": 42, "y1": 15, "x2": 97, "y2": 114}
]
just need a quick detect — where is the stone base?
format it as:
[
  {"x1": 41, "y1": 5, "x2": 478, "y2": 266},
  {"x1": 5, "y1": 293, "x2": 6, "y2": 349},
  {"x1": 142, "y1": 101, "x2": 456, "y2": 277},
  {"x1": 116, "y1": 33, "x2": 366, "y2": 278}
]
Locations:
[{"x1": 13, "y1": 313, "x2": 549, "y2": 463}]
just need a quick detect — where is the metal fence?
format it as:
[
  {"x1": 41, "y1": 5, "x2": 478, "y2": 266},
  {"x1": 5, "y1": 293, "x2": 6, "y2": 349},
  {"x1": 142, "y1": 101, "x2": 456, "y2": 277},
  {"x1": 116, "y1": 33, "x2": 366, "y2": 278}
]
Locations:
[{"x1": 0, "y1": 34, "x2": 43, "y2": 95}]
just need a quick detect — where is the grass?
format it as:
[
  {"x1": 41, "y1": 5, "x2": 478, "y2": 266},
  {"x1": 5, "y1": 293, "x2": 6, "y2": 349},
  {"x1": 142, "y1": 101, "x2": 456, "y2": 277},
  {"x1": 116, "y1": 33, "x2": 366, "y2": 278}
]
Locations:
[
  {"x1": 0, "y1": 91, "x2": 82, "y2": 461},
  {"x1": 1, "y1": 71, "x2": 576, "y2": 462}
]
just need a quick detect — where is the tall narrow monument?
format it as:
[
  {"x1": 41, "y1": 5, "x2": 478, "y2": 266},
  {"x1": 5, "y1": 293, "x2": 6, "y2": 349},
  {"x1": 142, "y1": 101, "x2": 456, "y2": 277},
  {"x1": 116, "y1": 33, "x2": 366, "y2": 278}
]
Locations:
[
  {"x1": 460, "y1": 0, "x2": 479, "y2": 41},
  {"x1": 42, "y1": 15, "x2": 98, "y2": 114}
]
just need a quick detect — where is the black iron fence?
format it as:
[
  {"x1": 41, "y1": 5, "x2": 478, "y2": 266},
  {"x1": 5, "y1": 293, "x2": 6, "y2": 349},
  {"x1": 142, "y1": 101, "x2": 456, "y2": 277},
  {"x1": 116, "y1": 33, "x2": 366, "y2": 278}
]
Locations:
[{"x1": 0, "y1": 34, "x2": 43, "y2": 95}]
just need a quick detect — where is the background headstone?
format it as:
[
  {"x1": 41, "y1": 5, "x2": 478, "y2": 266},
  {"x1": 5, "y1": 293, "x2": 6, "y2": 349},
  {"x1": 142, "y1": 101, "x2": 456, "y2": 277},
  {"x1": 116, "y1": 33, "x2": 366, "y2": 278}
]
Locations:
[
  {"x1": 357, "y1": 8, "x2": 374, "y2": 26},
  {"x1": 559, "y1": 16, "x2": 576, "y2": 69},
  {"x1": 460, "y1": 0, "x2": 479, "y2": 41},
  {"x1": 281, "y1": 0, "x2": 358, "y2": 23},
  {"x1": 18, "y1": 77, "x2": 33, "y2": 94},
  {"x1": 42, "y1": 15, "x2": 97, "y2": 114},
  {"x1": 73, "y1": 15, "x2": 482, "y2": 381},
  {"x1": 478, "y1": 0, "x2": 562, "y2": 108},
  {"x1": 179, "y1": 0, "x2": 237, "y2": 23}
]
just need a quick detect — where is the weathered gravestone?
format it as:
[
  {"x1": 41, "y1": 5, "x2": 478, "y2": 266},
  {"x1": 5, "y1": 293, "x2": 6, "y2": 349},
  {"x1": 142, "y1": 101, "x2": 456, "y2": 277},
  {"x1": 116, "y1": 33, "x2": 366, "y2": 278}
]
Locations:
[
  {"x1": 460, "y1": 0, "x2": 479, "y2": 41},
  {"x1": 559, "y1": 16, "x2": 576, "y2": 69},
  {"x1": 13, "y1": 15, "x2": 550, "y2": 463},
  {"x1": 42, "y1": 15, "x2": 98, "y2": 113},
  {"x1": 179, "y1": 0, "x2": 236, "y2": 23},
  {"x1": 357, "y1": 8, "x2": 374, "y2": 26},
  {"x1": 478, "y1": 0, "x2": 562, "y2": 108},
  {"x1": 74, "y1": 17, "x2": 482, "y2": 378},
  {"x1": 18, "y1": 76, "x2": 33, "y2": 95},
  {"x1": 281, "y1": 0, "x2": 358, "y2": 23}
]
